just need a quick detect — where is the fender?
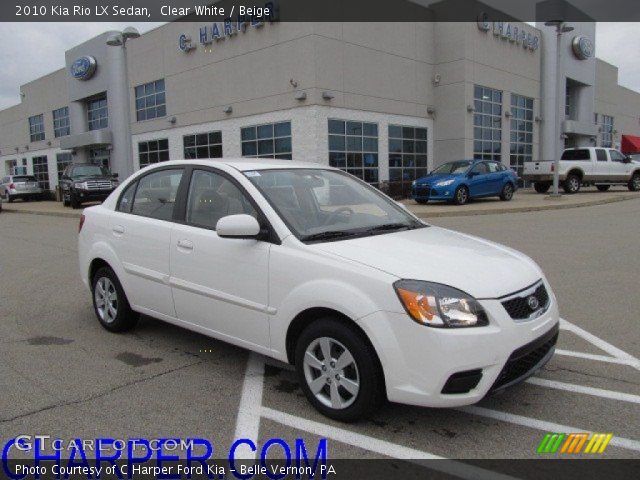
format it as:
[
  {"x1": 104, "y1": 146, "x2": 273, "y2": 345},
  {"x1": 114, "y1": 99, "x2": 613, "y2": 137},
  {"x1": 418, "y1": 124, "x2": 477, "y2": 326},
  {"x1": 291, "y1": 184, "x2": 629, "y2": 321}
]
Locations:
[
  {"x1": 84, "y1": 240, "x2": 128, "y2": 293},
  {"x1": 269, "y1": 277, "x2": 391, "y2": 362}
]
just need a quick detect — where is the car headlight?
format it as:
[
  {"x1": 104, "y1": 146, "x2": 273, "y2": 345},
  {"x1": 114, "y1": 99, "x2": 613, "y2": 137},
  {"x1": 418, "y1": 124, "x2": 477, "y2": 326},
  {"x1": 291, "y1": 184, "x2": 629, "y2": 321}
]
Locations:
[
  {"x1": 73, "y1": 182, "x2": 86, "y2": 189},
  {"x1": 435, "y1": 179, "x2": 455, "y2": 187},
  {"x1": 393, "y1": 280, "x2": 488, "y2": 328}
]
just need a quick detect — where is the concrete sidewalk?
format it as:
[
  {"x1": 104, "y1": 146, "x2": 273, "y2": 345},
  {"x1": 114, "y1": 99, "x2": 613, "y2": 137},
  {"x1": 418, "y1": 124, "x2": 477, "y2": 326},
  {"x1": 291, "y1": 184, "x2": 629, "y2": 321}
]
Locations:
[{"x1": 1, "y1": 186, "x2": 639, "y2": 219}]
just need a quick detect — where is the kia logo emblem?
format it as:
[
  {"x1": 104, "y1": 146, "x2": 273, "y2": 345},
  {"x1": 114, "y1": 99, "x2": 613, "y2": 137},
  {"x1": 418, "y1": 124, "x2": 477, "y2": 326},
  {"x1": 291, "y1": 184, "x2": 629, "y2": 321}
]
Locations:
[{"x1": 527, "y1": 295, "x2": 540, "y2": 311}]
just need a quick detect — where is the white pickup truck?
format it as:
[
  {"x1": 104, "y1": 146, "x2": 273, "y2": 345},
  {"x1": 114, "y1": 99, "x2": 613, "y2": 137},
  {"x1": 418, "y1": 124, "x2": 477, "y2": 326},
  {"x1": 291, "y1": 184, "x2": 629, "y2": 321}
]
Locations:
[{"x1": 523, "y1": 147, "x2": 640, "y2": 193}]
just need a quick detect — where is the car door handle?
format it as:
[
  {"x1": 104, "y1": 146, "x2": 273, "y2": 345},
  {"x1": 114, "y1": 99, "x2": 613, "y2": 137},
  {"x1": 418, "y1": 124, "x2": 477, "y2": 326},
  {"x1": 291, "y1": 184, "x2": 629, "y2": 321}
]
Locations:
[
  {"x1": 176, "y1": 239, "x2": 194, "y2": 252},
  {"x1": 112, "y1": 225, "x2": 125, "y2": 235}
]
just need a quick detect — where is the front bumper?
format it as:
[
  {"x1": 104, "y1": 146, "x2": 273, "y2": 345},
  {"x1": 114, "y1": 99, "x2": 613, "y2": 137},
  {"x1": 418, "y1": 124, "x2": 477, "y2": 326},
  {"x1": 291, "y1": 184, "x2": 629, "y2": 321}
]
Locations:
[
  {"x1": 411, "y1": 185, "x2": 454, "y2": 201},
  {"x1": 71, "y1": 189, "x2": 114, "y2": 202},
  {"x1": 358, "y1": 283, "x2": 560, "y2": 407}
]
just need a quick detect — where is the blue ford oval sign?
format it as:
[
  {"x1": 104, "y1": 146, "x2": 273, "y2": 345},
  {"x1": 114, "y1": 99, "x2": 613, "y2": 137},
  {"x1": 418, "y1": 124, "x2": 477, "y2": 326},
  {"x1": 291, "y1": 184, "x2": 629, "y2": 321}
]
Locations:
[{"x1": 70, "y1": 56, "x2": 97, "y2": 80}]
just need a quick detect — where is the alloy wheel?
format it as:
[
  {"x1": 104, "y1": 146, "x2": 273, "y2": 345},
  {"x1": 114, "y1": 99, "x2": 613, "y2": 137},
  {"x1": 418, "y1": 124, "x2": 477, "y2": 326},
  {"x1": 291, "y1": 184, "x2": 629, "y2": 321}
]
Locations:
[
  {"x1": 303, "y1": 337, "x2": 360, "y2": 410},
  {"x1": 634, "y1": 176, "x2": 640, "y2": 190},
  {"x1": 569, "y1": 177, "x2": 579, "y2": 192},
  {"x1": 457, "y1": 187, "x2": 468, "y2": 204},
  {"x1": 94, "y1": 277, "x2": 118, "y2": 324},
  {"x1": 504, "y1": 184, "x2": 513, "y2": 199}
]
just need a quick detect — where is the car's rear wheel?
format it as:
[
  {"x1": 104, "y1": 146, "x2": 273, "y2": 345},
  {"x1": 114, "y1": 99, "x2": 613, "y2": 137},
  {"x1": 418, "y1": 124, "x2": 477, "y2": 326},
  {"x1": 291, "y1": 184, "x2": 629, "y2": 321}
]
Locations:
[
  {"x1": 295, "y1": 317, "x2": 384, "y2": 422},
  {"x1": 500, "y1": 183, "x2": 514, "y2": 201},
  {"x1": 534, "y1": 182, "x2": 551, "y2": 194},
  {"x1": 563, "y1": 174, "x2": 581, "y2": 194},
  {"x1": 596, "y1": 185, "x2": 611, "y2": 192},
  {"x1": 453, "y1": 185, "x2": 469, "y2": 205},
  {"x1": 92, "y1": 266, "x2": 138, "y2": 332},
  {"x1": 628, "y1": 173, "x2": 640, "y2": 192}
]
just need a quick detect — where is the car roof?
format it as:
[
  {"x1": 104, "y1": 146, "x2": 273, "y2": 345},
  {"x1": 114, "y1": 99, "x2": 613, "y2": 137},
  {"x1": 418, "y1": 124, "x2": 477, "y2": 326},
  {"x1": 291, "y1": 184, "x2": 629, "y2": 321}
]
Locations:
[{"x1": 145, "y1": 158, "x2": 335, "y2": 172}]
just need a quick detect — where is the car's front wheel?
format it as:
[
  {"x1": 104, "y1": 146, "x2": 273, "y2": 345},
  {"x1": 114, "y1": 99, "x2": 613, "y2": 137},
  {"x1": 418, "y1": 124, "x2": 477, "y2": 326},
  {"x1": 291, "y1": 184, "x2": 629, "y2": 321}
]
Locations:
[
  {"x1": 295, "y1": 317, "x2": 384, "y2": 422},
  {"x1": 500, "y1": 183, "x2": 514, "y2": 201},
  {"x1": 628, "y1": 173, "x2": 640, "y2": 192},
  {"x1": 70, "y1": 192, "x2": 81, "y2": 209},
  {"x1": 92, "y1": 266, "x2": 138, "y2": 332},
  {"x1": 453, "y1": 185, "x2": 469, "y2": 205}
]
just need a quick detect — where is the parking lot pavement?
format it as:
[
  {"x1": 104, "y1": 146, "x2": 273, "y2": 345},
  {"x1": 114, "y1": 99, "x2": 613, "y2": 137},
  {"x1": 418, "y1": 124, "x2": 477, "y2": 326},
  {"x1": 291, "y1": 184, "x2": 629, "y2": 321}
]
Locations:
[{"x1": 1, "y1": 199, "x2": 639, "y2": 467}]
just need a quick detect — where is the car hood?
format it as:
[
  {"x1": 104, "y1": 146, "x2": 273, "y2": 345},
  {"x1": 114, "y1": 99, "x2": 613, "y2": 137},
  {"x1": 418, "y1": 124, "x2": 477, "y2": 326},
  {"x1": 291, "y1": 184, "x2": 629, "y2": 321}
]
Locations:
[
  {"x1": 416, "y1": 174, "x2": 460, "y2": 185},
  {"x1": 312, "y1": 226, "x2": 542, "y2": 299}
]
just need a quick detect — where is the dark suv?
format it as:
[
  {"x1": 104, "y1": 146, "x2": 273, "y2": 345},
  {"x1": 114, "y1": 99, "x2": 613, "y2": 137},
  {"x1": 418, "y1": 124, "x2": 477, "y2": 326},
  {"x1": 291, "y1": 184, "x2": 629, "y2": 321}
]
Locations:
[{"x1": 60, "y1": 164, "x2": 118, "y2": 208}]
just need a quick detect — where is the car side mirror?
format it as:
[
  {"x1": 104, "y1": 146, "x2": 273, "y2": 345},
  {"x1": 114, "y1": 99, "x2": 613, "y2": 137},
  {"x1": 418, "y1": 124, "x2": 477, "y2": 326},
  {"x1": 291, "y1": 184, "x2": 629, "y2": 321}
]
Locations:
[
  {"x1": 216, "y1": 214, "x2": 261, "y2": 239},
  {"x1": 623, "y1": 156, "x2": 632, "y2": 163}
]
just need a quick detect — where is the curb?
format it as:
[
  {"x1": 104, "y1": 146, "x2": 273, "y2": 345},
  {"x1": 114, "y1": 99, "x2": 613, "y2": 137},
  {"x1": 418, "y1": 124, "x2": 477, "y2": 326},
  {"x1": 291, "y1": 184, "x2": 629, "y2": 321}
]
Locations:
[
  {"x1": 1, "y1": 206, "x2": 82, "y2": 219},
  {"x1": 2, "y1": 193, "x2": 638, "y2": 220},
  {"x1": 409, "y1": 193, "x2": 640, "y2": 219}
]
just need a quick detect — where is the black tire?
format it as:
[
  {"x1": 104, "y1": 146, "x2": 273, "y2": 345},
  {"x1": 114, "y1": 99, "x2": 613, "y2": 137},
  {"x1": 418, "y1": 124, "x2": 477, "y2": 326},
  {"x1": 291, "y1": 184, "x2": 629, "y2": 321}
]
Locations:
[
  {"x1": 534, "y1": 182, "x2": 551, "y2": 194},
  {"x1": 563, "y1": 174, "x2": 581, "y2": 194},
  {"x1": 294, "y1": 317, "x2": 385, "y2": 422},
  {"x1": 415, "y1": 199, "x2": 428, "y2": 205},
  {"x1": 629, "y1": 173, "x2": 640, "y2": 192},
  {"x1": 499, "y1": 182, "x2": 515, "y2": 201},
  {"x1": 7, "y1": 195, "x2": 14, "y2": 203},
  {"x1": 596, "y1": 185, "x2": 611, "y2": 192},
  {"x1": 70, "y1": 193, "x2": 81, "y2": 209},
  {"x1": 23, "y1": 197, "x2": 30, "y2": 202},
  {"x1": 63, "y1": 197, "x2": 70, "y2": 207},
  {"x1": 91, "y1": 266, "x2": 139, "y2": 333},
  {"x1": 453, "y1": 185, "x2": 469, "y2": 205}
]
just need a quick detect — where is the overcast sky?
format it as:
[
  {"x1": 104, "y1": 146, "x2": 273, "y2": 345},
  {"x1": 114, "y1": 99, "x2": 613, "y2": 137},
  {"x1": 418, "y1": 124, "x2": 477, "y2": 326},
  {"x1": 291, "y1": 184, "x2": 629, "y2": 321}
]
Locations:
[{"x1": 0, "y1": 22, "x2": 639, "y2": 110}]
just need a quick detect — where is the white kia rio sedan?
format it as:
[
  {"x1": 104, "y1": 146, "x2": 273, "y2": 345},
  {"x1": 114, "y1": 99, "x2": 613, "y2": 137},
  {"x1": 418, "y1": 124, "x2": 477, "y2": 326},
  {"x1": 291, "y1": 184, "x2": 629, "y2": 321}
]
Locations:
[{"x1": 78, "y1": 159, "x2": 559, "y2": 421}]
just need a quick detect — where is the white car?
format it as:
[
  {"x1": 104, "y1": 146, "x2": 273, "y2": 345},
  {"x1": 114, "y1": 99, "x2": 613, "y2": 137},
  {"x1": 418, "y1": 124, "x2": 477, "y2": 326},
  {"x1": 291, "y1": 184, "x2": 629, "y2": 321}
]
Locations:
[{"x1": 78, "y1": 159, "x2": 560, "y2": 421}]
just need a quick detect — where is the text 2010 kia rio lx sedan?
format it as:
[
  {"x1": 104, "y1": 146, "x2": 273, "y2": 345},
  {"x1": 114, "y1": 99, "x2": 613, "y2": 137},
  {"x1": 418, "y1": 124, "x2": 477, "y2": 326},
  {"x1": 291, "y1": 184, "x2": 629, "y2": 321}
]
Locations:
[{"x1": 78, "y1": 159, "x2": 559, "y2": 421}]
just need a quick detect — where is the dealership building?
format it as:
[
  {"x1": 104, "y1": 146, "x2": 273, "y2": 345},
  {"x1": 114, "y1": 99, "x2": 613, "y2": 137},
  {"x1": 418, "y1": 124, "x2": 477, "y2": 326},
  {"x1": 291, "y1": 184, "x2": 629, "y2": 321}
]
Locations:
[{"x1": 2, "y1": 19, "x2": 640, "y2": 197}]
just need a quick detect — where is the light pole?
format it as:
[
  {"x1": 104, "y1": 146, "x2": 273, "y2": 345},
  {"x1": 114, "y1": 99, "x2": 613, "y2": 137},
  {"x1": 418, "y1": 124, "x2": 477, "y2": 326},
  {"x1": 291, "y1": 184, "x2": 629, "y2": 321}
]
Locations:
[
  {"x1": 545, "y1": 20, "x2": 574, "y2": 197},
  {"x1": 105, "y1": 27, "x2": 140, "y2": 180}
]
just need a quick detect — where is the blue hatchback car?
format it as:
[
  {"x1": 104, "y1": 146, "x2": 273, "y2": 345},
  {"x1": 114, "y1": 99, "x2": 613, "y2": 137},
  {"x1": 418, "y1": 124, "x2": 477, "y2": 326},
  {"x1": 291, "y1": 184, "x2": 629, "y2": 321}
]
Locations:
[{"x1": 411, "y1": 160, "x2": 518, "y2": 205}]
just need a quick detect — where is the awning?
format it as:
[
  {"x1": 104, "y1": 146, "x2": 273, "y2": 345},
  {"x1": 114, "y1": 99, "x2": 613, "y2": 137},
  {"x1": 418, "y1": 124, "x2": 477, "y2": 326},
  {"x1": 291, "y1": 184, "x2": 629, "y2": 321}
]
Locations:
[{"x1": 621, "y1": 135, "x2": 640, "y2": 154}]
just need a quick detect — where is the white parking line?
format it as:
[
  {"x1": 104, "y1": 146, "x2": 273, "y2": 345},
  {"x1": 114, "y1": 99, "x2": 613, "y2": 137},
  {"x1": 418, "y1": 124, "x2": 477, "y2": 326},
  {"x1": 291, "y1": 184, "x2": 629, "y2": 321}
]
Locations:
[
  {"x1": 458, "y1": 406, "x2": 640, "y2": 452},
  {"x1": 526, "y1": 377, "x2": 640, "y2": 404},
  {"x1": 262, "y1": 407, "x2": 517, "y2": 480},
  {"x1": 560, "y1": 319, "x2": 640, "y2": 370},
  {"x1": 233, "y1": 353, "x2": 265, "y2": 460},
  {"x1": 555, "y1": 349, "x2": 640, "y2": 368}
]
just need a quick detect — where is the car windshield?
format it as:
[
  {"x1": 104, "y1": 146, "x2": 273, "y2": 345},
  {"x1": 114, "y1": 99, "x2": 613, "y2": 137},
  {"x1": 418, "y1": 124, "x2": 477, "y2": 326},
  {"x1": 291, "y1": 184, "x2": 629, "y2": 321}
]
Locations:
[
  {"x1": 71, "y1": 165, "x2": 110, "y2": 178},
  {"x1": 431, "y1": 161, "x2": 472, "y2": 175},
  {"x1": 12, "y1": 176, "x2": 37, "y2": 182},
  {"x1": 245, "y1": 169, "x2": 425, "y2": 242}
]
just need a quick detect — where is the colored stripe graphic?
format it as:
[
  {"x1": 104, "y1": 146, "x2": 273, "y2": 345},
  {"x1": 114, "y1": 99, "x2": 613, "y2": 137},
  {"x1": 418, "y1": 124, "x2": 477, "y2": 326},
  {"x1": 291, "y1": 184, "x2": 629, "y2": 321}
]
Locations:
[
  {"x1": 537, "y1": 433, "x2": 566, "y2": 453},
  {"x1": 538, "y1": 432, "x2": 613, "y2": 454}
]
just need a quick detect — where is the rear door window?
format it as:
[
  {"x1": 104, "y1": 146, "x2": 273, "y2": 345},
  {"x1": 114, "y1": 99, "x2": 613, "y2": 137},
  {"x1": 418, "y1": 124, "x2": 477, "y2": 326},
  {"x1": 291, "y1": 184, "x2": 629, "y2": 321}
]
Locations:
[
  {"x1": 595, "y1": 149, "x2": 607, "y2": 161},
  {"x1": 561, "y1": 149, "x2": 590, "y2": 161},
  {"x1": 131, "y1": 169, "x2": 184, "y2": 221}
]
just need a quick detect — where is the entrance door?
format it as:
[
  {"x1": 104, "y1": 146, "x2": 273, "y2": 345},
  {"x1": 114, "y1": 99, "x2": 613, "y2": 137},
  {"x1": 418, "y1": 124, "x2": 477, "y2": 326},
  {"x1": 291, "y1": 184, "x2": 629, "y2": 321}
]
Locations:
[{"x1": 89, "y1": 148, "x2": 111, "y2": 169}]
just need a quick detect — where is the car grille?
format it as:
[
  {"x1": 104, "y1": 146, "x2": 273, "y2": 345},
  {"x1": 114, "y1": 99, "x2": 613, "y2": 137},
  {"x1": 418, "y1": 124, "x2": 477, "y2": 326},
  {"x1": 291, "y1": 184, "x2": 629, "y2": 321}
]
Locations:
[
  {"x1": 490, "y1": 323, "x2": 559, "y2": 391},
  {"x1": 414, "y1": 186, "x2": 430, "y2": 197},
  {"x1": 501, "y1": 282, "x2": 550, "y2": 320},
  {"x1": 85, "y1": 181, "x2": 112, "y2": 190}
]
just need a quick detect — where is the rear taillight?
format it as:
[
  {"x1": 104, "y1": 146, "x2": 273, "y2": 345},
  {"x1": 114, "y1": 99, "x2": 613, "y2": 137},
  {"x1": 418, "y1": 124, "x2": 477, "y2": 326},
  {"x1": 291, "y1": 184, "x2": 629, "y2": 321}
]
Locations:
[
  {"x1": 78, "y1": 214, "x2": 85, "y2": 233},
  {"x1": 9, "y1": 183, "x2": 15, "y2": 189}
]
